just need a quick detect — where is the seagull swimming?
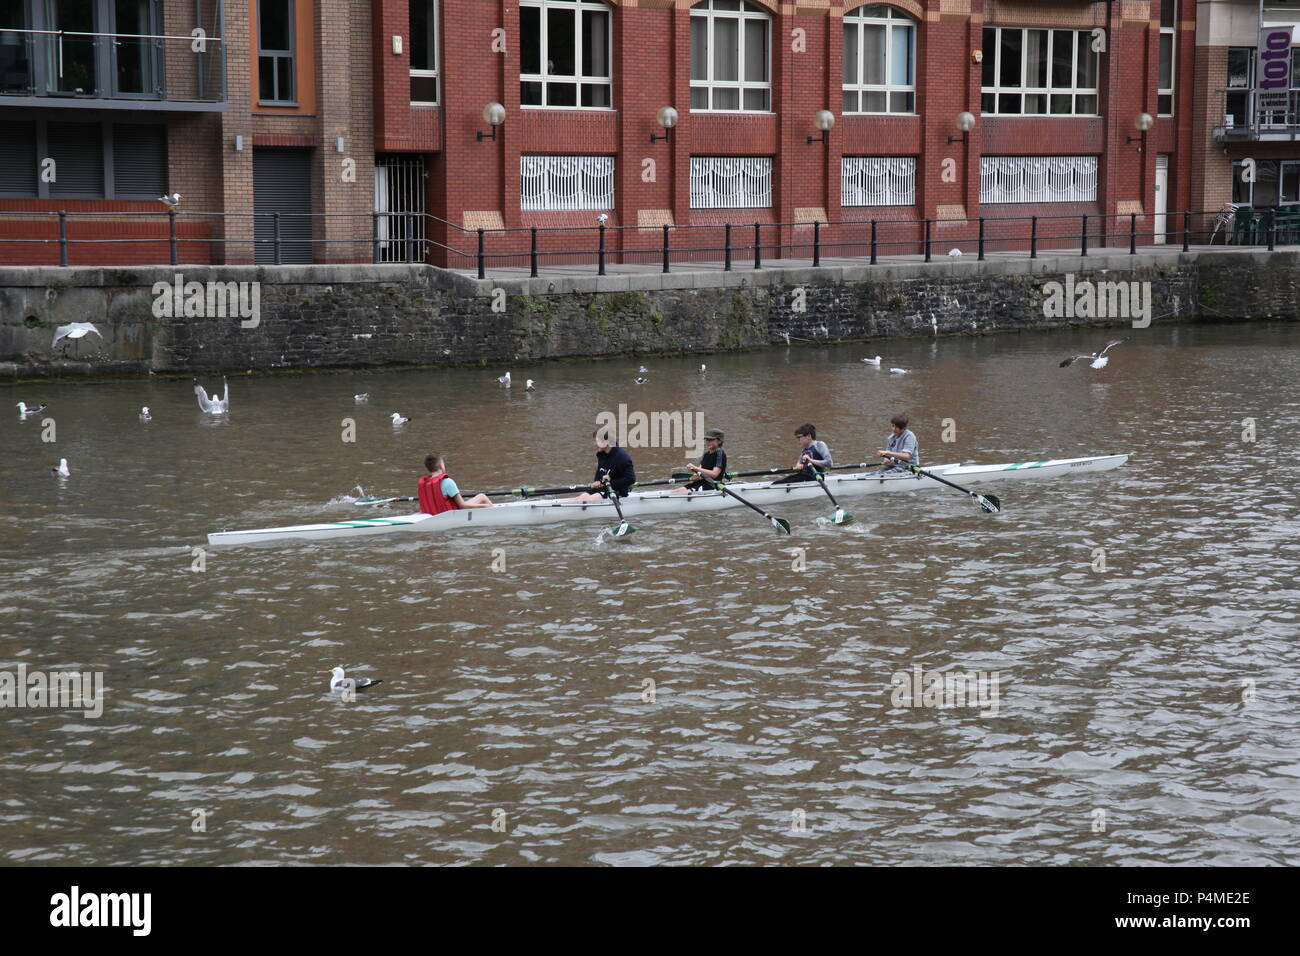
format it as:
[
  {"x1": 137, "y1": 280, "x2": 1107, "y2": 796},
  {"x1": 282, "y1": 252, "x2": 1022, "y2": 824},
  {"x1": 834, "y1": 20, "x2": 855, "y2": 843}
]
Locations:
[
  {"x1": 158, "y1": 192, "x2": 181, "y2": 207},
  {"x1": 634, "y1": 376, "x2": 648, "y2": 385},
  {"x1": 194, "y1": 376, "x2": 229, "y2": 413},
  {"x1": 861, "y1": 356, "x2": 882, "y2": 366},
  {"x1": 139, "y1": 406, "x2": 151, "y2": 421},
  {"x1": 890, "y1": 368, "x2": 908, "y2": 375},
  {"x1": 638, "y1": 365, "x2": 648, "y2": 374},
  {"x1": 699, "y1": 364, "x2": 706, "y2": 372},
  {"x1": 497, "y1": 371, "x2": 511, "y2": 387},
  {"x1": 52, "y1": 322, "x2": 101, "y2": 348},
  {"x1": 390, "y1": 412, "x2": 411, "y2": 426},
  {"x1": 16, "y1": 402, "x2": 47, "y2": 418},
  {"x1": 525, "y1": 379, "x2": 536, "y2": 391},
  {"x1": 329, "y1": 666, "x2": 383, "y2": 692},
  {"x1": 52, "y1": 458, "x2": 70, "y2": 477},
  {"x1": 354, "y1": 393, "x2": 369, "y2": 403},
  {"x1": 1060, "y1": 339, "x2": 1124, "y2": 370}
]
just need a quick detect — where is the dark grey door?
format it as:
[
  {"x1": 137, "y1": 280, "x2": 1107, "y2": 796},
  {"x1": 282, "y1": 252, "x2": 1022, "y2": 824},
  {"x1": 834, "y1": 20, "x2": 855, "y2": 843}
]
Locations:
[{"x1": 253, "y1": 147, "x2": 313, "y2": 264}]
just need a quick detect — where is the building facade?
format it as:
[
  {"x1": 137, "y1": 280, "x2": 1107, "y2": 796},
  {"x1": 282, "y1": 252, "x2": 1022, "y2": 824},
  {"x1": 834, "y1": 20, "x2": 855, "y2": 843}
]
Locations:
[{"x1": 0, "y1": 0, "x2": 1296, "y2": 267}]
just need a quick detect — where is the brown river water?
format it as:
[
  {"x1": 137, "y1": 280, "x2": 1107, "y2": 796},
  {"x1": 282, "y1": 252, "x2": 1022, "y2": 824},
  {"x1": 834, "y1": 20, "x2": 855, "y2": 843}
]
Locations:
[{"x1": 1, "y1": 321, "x2": 1298, "y2": 866}]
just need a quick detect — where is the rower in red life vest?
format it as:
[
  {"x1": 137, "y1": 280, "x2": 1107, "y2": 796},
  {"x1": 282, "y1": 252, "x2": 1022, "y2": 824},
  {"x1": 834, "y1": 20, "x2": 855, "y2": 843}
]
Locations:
[{"x1": 417, "y1": 454, "x2": 493, "y2": 514}]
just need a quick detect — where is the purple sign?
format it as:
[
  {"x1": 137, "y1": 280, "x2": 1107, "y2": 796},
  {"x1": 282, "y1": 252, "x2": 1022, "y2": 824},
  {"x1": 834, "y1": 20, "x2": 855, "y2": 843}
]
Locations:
[{"x1": 1257, "y1": 27, "x2": 1294, "y2": 111}]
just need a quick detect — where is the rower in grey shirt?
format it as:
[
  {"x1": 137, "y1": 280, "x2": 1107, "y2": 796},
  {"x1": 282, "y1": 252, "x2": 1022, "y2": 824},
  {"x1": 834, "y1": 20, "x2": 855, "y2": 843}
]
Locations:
[{"x1": 876, "y1": 414, "x2": 920, "y2": 473}]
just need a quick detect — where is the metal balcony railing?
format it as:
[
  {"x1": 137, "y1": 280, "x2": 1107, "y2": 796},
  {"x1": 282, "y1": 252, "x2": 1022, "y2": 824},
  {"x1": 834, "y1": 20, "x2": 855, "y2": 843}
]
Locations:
[
  {"x1": 1215, "y1": 88, "x2": 1300, "y2": 142},
  {"x1": 0, "y1": 26, "x2": 225, "y2": 106}
]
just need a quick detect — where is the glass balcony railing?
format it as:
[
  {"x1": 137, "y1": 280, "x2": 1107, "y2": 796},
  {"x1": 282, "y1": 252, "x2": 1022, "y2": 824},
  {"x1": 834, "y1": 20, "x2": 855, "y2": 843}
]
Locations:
[{"x1": 0, "y1": 27, "x2": 225, "y2": 105}]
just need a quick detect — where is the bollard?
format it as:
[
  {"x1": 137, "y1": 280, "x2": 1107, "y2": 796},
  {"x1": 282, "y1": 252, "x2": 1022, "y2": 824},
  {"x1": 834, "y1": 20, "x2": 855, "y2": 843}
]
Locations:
[
  {"x1": 870, "y1": 219, "x2": 878, "y2": 265},
  {"x1": 813, "y1": 220, "x2": 821, "y2": 267},
  {"x1": 598, "y1": 223, "x2": 606, "y2": 276},
  {"x1": 530, "y1": 227, "x2": 538, "y2": 278},
  {"x1": 1030, "y1": 216, "x2": 1038, "y2": 259},
  {"x1": 477, "y1": 228, "x2": 485, "y2": 279},
  {"x1": 724, "y1": 223, "x2": 732, "y2": 272},
  {"x1": 371, "y1": 213, "x2": 380, "y2": 263},
  {"x1": 1081, "y1": 214, "x2": 1088, "y2": 257},
  {"x1": 924, "y1": 218, "x2": 932, "y2": 262},
  {"x1": 662, "y1": 223, "x2": 670, "y2": 274},
  {"x1": 168, "y1": 209, "x2": 178, "y2": 266},
  {"x1": 1183, "y1": 210, "x2": 1191, "y2": 253},
  {"x1": 58, "y1": 211, "x2": 68, "y2": 266},
  {"x1": 978, "y1": 217, "x2": 985, "y2": 261},
  {"x1": 273, "y1": 213, "x2": 282, "y2": 265},
  {"x1": 1129, "y1": 213, "x2": 1137, "y2": 255},
  {"x1": 754, "y1": 222, "x2": 762, "y2": 270}
]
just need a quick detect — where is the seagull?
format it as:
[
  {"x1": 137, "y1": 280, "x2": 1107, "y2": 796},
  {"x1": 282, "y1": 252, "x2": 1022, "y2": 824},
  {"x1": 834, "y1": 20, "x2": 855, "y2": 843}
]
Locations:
[
  {"x1": 158, "y1": 192, "x2": 181, "y2": 207},
  {"x1": 329, "y1": 666, "x2": 383, "y2": 692},
  {"x1": 390, "y1": 412, "x2": 410, "y2": 426},
  {"x1": 16, "y1": 402, "x2": 47, "y2": 418},
  {"x1": 354, "y1": 393, "x2": 369, "y2": 403},
  {"x1": 1060, "y1": 339, "x2": 1124, "y2": 370},
  {"x1": 194, "y1": 376, "x2": 229, "y2": 413},
  {"x1": 699, "y1": 364, "x2": 706, "y2": 373},
  {"x1": 139, "y1": 406, "x2": 151, "y2": 422},
  {"x1": 638, "y1": 365, "x2": 648, "y2": 373},
  {"x1": 51, "y1": 322, "x2": 101, "y2": 348},
  {"x1": 597, "y1": 214, "x2": 609, "y2": 225},
  {"x1": 948, "y1": 248, "x2": 963, "y2": 257},
  {"x1": 861, "y1": 356, "x2": 882, "y2": 366},
  {"x1": 634, "y1": 376, "x2": 648, "y2": 385},
  {"x1": 890, "y1": 368, "x2": 908, "y2": 375},
  {"x1": 525, "y1": 379, "x2": 536, "y2": 391},
  {"x1": 52, "y1": 458, "x2": 70, "y2": 477},
  {"x1": 497, "y1": 371, "x2": 511, "y2": 387}
]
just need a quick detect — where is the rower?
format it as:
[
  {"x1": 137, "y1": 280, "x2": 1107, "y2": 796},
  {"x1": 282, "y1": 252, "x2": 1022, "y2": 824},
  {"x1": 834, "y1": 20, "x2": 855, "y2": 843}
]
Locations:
[
  {"x1": 876, "y1": 415, "x2": 920, "y2": 474},
  {"x1": 417, "y1": 454, "x2": 493, "y2": 514},
  {"x1": 772, "y1": 423, "x2": 832, "y2": 484},
  {"x1": 573, "y1": 427, "x2": 637, "y2": 502},
  {"x1": 675, "y1": 428, "x2": 727, "y2": 494}
]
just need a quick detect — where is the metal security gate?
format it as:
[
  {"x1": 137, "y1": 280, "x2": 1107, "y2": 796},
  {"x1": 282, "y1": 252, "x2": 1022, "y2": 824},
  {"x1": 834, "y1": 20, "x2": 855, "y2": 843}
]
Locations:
[
  {"x1": 374, "y1": 155, "x2": 425, "y2": 262},
  {"x1": 254, "y1": 148, "x2": 313, "y2": 264}
]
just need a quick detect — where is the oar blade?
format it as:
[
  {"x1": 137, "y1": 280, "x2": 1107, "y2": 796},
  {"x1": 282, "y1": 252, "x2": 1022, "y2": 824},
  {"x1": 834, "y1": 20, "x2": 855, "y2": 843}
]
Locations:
[
  {"x1": 770, "y1": 516, "x2": 792, "y2": 535},
  {"x1": 832, "y1": 508, "x2": 854, "y2": 525},
  {"x1": 612, "y1": 521, "x2": 635, "y2": 538},
  {"x1": 977, "y1": 493, "x2": 1001, "y2": 514}
]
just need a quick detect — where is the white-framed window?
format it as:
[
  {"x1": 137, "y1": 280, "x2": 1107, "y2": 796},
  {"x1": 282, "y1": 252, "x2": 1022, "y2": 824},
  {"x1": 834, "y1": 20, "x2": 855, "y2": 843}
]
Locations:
[
  {"x1": 410, "y1": 0, "x2": 439, "y2": 104},
  {"x1": 520, "y1": 155, "x2": 614, "y2": 210},
  {"x1": 1158, "y1": 0, "x2": 1175, "y2": 115},
  {"x1": 981, "y1": 27, "x2": 1099, "y2": 115},
  {"x1": 690, "y1": 156, "x2": 772, "y2": 208},
  {"x1": 842, "y1": 5, "x2": 916, "y2": 114},
  {"x1": 980, "y1": 156, "x2": 1098, "y2": 204},
  {"x1": 841, "y1": 156, "x2": 916, "y2": 206},
  {"x1": 520, "y1": 0, "x2": 613, "y2": 108},
  {"x1": 690, "y1": 0, "x2": 771, "y2": 112}
]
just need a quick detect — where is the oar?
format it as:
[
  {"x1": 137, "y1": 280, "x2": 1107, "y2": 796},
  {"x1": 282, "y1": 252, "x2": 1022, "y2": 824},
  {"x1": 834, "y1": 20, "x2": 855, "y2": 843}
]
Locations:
[
  {"x1": 896, "y1": 460, "x2": 1001, "y2": 514},
  {"x1": 812, "y1": 471, "x2": 853, "y2": 525},
  {"x1": 354, "y1": 495, "x2": 416, "y2": 507},
  {"x1": 694, "y1": 472, "x2": 790, "y2": 535},
  {"x1": 600, "y1": 477, "x2": 634, "y2": 538}
]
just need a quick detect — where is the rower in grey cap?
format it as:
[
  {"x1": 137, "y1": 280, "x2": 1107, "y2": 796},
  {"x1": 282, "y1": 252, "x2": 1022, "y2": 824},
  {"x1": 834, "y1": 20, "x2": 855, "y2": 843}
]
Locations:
[{"x1": 675, "y1": 428, "x2": 728, "y2": 493}]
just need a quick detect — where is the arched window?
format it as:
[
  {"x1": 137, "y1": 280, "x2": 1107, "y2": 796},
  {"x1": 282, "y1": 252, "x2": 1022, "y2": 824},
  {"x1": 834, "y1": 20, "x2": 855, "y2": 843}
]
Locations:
[
  {"x1": 690, "y1": 1, "x2": 771, "y2": 112},
  {"x1": 520, "y1": 0, "x2": 613, "y2": 108},
  {"x1": 842, "y1": 4, "x2": 915, "y2": 114}
]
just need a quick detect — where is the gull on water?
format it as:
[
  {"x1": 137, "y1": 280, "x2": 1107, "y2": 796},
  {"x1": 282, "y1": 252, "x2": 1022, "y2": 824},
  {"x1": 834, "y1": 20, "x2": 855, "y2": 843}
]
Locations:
[
  {"x1": 330, "y1": 666, "x2": 383, "y2": 692},
  {"x1": 1060, "y1": 339, "x2": 1124, "y2": 370},
  {"x1": 638, "y1": 365, "x2": 648, "y2": 373},
  {"x1": 139, "y1": 407, "x2": 151, "y2": 421},
  {"x1": 861, "y1": 356, "x2": 882, "y2": 365},
  {"x1": 391, "y1": 412, "x2": 411, "y2": 426},
  {"x1": 634, "y1": 376, "x2": 648, "y2": 385},
  {"x1": 354, "y1": 393, "x2": 369, "y2": 403},
  {"x1": 890, "y1": 368, "x2": 909, "y2": 375},
  {"x1": 699, "y1": 364, "x2": 707, "y2": 372},
  {"x1": 52, "y1": 458, "x2": 70, "y2": 477},
  {"x1": 194, "y1": 376, "x2": 229, "y2": 413},
  {"x1": 497, "y1": 371, "x2": 511, "y2": 387},
  {"x1": 16, "y1": 402, "x2": 47, "y2": 418},
  {"x1": 52, "y1": 322, "x2": 101, "y2": 347},
  {"x1": 525, "y1": 379, "x2": 536, "y2": 390}
]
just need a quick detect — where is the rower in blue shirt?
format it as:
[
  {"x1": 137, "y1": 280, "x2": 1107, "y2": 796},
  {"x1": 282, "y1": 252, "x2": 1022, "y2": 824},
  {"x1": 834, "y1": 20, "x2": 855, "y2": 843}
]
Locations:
[
  {"x1": 773, "y1": 423, "x2": 832, "y2": 484},
  {"x1": 876, "y1": 415, "x2": 920, "y2": 473},
  {"x1": 573, "y1": 427, "x2": 637, "y2": 501}
]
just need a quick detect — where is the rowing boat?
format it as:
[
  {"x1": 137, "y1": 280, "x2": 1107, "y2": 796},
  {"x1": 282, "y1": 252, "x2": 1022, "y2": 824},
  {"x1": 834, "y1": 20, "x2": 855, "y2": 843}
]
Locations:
[{"x1": 207, "y1": 454, "x2": 1127, "y2": 547}]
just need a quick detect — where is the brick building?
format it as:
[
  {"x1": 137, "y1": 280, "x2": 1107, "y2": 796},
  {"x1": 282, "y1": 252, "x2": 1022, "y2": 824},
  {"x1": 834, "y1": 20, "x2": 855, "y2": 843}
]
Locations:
[{"x1": 1, "y1": 0, "x2": 1296, "y2": 267}]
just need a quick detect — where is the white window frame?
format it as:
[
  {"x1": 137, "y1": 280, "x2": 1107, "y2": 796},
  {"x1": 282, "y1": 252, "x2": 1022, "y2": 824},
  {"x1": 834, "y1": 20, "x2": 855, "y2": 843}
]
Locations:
[
  {"x1": 981, "y1": 26, "x2": 1100, "y2": 116},
  {"x1": 690, "y1": 0, "x2": 771, "y2": 113},
  {"x1": 979, "y1": 156, "x2": 1098, "y2": 204},
  {"x1": 1158, "y1": 0, "x2": 1176, "y2": 116},
  {"x1": 690, "y1": 156, "x2": 772, "y2": 209},
  {"x1": 409, "y1": 0, "x2": 439, "y2": 105},
  {"x1": 842, "y1": 5, "x2": 916, "y2": 115},
  {"x1": 520, "y1": 154, "x2": 614, "y2": 210},
  {"x1": 841, "y1": 156, "x2": 916, "y2": 207},
  {"x1": 520, "y1": 0, "x2": 614, "y2": 111}
]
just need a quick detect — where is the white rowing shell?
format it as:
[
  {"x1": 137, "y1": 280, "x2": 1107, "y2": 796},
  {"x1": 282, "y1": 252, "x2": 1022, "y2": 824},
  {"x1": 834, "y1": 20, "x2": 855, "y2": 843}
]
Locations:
[{"x1": 207, "y1": 455, "x2": 1128, "y2": 547}]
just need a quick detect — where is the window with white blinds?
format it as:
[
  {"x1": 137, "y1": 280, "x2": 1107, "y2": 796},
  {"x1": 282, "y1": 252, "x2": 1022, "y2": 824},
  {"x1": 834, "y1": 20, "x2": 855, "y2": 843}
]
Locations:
[
  {"x1": 520, "y1": 155, "x2": 614, "y2": 210},
  {"x1": 979, "y1": 156, "x2": 1097, "y2": 204},
  {"x1": 842, "y1": 156, "x2": 916, "y2": 206},
  {"x1": 690, "y1": 156, "x2": 772, "y2": 209}
]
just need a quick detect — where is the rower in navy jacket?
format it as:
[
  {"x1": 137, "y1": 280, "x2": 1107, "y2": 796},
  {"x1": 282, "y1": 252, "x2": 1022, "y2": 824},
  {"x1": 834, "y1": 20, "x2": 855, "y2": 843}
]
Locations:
[{"x1": 573, "y1": 427, "x2": 637, "y2": 501}]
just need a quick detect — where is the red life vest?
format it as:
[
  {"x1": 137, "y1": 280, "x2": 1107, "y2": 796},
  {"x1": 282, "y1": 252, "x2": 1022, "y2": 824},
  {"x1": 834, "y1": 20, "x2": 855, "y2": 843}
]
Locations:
[{"x1": 417, "y1": 472, "x2": 457, "y2": 514}]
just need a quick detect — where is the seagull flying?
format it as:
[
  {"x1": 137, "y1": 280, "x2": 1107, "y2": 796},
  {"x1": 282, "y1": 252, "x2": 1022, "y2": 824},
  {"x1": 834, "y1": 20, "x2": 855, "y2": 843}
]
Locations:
[
  {"x1": 16, "y1": 402, "x2": 47, "y2": 418},
  {"x1": 194, "y1": 376, "x2": 229, "y2": 413},
  {"x1": 861, "y1": 356, "x2": 882, "y2": 366},
  {"x1": 1060, "y1": 339, "x2": 1124, "y2": 370},
  {"x1": 890, "y1": 368, "x2": 908, "y2": 375},
  {"x1": 390, "y1": 412, "x2": 410, "y2": 426},
  {"x1": 52, "y1": 322, "x2": 101, "y2": 347},
  {"x1": 159, "y1": 192, "x2": 181, "y2": 207},
  {"x1": 634, "y1": 377, "x2": 648, "y2": 385},
  {"x1": 330, "y1": 666, "x2": 383, "y2": 692},
  {"x1": 52, "y1": 458, "x2": 70, "y2": 477},
  {"x1": 139, "y1": 406, "x2": 151, "y2": 421},
  {"x1": 497, "y1": 371, "x2": 511, "y2": 387},
  {"x1": 354, "y1": 393, "x2": 369, "y2": 403},
  {"x1": 525, "y1": 379, "x2": 536, "y2": 391}
]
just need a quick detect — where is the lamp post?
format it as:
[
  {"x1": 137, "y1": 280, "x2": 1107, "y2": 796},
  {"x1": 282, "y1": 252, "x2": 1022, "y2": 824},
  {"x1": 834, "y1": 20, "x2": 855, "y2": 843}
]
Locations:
[
  {"x1": 948, "y1": 111, "x2": 976, "y2": 145},
  {"x1": 1127, "y1": 112, "x2": 1154, "y2": 152},
  {"x1": 650, "y1": 106, "x2": 678, "y2": 144},
  {"x1": 807, "y1": 109, "x2": 835, "y2": 146},
  {"x1": 477, "y1": 102, "x2": 506, "y2": 142}
]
